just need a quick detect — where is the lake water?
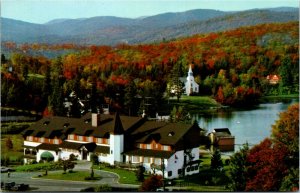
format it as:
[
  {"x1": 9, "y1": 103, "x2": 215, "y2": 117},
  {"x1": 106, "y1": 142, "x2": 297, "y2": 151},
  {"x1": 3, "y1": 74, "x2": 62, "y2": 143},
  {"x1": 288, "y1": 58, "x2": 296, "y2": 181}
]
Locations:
[{"x1": 194, "y1": 98, "x2": 299, "y2": 151}]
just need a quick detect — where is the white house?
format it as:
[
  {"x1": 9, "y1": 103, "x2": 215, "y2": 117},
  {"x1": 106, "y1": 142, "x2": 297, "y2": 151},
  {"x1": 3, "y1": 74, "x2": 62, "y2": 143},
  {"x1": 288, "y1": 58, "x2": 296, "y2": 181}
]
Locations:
[
  {"x1": 22, "y1": 112, "x2": 202, "y2": 179},
  {"x1": 185, "y1": 65, "x2": 199, "y2": 96}
]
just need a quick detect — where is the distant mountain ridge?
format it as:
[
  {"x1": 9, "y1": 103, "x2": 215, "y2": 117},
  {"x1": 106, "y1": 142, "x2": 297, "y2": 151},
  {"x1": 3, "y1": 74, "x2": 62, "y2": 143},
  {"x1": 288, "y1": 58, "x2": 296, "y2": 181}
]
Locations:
[{"x1": 1, "y1": 7, "x2": 298, "y2": 45}]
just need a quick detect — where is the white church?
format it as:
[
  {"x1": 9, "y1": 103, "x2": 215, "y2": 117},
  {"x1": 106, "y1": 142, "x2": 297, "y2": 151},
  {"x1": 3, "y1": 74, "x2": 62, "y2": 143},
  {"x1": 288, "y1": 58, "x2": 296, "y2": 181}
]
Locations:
[{"x1": 184, "y1": 65, "x2": 199, "y2": 96}]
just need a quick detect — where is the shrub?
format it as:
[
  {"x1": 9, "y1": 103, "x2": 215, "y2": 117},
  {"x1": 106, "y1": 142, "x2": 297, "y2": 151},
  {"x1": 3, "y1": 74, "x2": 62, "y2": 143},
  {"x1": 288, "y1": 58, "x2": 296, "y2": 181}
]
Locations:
[
  {"x1": 139, "y1": 175, "x2": 163, "y2": 192},
  {"x1": 95, "y1": 184, "x2": 112, "y2": 192},
  {"x1": 15, "y1": 162, "x2": 60, "y2": 172}
]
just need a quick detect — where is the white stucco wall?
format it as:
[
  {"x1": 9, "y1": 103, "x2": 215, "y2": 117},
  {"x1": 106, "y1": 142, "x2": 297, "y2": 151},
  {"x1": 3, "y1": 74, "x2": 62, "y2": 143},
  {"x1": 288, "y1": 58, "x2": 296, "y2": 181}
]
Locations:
[
  {"x1": 108, "y1": 134, "x2": 124, "y2": 165},
  {"x1": 60, "y1": 149, "x2": 81, "y2": 160}
]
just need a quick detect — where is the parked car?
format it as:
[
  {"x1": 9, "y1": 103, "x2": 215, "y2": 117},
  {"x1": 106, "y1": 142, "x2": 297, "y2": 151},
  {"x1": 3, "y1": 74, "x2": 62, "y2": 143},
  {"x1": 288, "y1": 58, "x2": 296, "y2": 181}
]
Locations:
[
  {"x1": 1, "y1": 182, "x2": 29, "y2": 191},
  {"x1": 0, "y1": 167, "x2": 15, "y2": 173}
]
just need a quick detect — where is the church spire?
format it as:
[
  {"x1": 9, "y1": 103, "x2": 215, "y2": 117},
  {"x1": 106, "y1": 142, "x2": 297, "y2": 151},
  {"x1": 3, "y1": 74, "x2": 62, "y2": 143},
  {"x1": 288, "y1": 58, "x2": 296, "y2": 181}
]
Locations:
[
  {"x1": 188, "y1": 65, "x2": 193, "y2": 76},
  {"x1": 111, "y1": 111, "x2": 124, "y2": 135}
]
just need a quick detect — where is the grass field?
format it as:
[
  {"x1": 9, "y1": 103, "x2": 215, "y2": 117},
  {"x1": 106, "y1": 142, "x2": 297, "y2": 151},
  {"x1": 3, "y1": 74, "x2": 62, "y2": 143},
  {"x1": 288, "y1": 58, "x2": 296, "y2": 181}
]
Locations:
[
  {"x1": 94, "y1": 164, "x2": 141, "y2": 185},
  {"x1": 37, "y1": 170, "x2": 101, "y2": 181}
]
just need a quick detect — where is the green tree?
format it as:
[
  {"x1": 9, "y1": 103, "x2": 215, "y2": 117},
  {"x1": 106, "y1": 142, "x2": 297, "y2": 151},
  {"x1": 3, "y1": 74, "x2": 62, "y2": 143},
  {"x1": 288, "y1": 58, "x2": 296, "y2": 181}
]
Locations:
[
  {"x1": 136, "y1": 165, "x2": 145, "y2": 182},
  {"x1": 210, "y1": 149, "x2": 223, "y2": 170},
  {"x1": 49, "y1": 57, "x2": 65, "y2": 116},
  {"x1": 124, "y1": 81, "x2": 137, "y2": 116},
  {"x1": 167, "y1": 60, "x2": 184, "y2": 102},
  {"x1": 279, "y1": 56, "x2": 293, "y2": 94},
  {"x1": 42, "y1": 66, "x2": 51, "y2": 107},
  {"x1": 49, "y1": 77, "x2": 65, "y2": 116},
  {"x1": 56, "y1": 159, "x2": 76, "y2": 174},
  {"x1": 228, "y1": 143, "x2": 249, "y2": 191}
]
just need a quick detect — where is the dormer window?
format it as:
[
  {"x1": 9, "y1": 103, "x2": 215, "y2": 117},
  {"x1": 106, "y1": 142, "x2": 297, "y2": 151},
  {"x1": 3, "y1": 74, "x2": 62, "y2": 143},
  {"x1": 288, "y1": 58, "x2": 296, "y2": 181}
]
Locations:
[{"x1": 168, "y1": 132, "x2": 175, "y2": 137}]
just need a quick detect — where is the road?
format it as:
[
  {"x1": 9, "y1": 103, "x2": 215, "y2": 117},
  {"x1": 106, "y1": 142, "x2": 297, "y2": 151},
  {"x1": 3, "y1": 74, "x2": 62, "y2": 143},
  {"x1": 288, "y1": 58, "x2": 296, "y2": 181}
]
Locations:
[{"x1": 0, "y1": 161, "x2": 140, "y2": 192}]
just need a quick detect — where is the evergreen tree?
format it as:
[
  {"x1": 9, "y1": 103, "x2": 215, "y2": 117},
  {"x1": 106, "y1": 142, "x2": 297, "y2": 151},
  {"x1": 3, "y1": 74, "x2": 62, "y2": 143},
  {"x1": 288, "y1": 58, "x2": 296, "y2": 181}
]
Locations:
[
  {"x1": 228, "y1": 143, "x2": 249, "y2": 191},
  {"x1": 167, "y1": 60, "x2": 184, "y2": 102},
  {"x1": 124, "y1": 81, "x2": 137, "y2": 116},
  {"x1": 49, "y1": 57, "x2": 65, "y2": 116},
  {"x1": 210, "y1": 149, "x2": 223, "y2": 170},
  {"x1": 1, "y1": 54, "x2": 7, "y2": 64},
  {"x1": 42, "y1": 66, "x2": 51, "y2": 108},
  {"x1": 136, "y1": 165, "x2": 145, "y2": 182},
  {"x1": 279, "y1": 56, "x2": 293, "y2": 94},
  {"x1": 50, "y1": 78, "x2": 65, "y2": 116}
]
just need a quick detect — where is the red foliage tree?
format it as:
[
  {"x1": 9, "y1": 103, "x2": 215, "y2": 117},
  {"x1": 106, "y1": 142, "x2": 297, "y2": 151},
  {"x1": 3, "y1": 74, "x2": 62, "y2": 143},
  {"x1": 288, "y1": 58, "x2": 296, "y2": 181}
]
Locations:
[
  {"x1": 246, "y1": 138, "x2": 288, "y2": 191},
  {"x1": 139, "y1": 175, "x2": 163, "y2": 192}
]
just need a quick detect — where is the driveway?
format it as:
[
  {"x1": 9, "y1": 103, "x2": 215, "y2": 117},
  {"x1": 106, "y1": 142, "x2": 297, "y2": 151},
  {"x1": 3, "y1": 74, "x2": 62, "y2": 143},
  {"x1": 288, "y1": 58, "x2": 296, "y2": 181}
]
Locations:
[{"x1": 1, "y1": 162, "x2": 139, "y2": 191}]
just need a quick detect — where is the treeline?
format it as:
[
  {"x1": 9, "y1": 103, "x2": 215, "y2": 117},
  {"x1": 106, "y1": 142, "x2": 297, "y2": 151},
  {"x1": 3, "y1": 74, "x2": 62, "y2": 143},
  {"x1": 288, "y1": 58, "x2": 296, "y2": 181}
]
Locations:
[{"x1": 1, "y1": 22, "x2": 298, "y2": 114}]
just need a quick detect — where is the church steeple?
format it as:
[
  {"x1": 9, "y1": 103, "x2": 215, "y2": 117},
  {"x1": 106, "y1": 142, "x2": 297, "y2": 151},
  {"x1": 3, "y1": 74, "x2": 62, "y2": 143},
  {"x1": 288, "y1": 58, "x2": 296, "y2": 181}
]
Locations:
[
  {"x1": 188, "y1": 65, "x2": 193, "y2": 76},
  {"x1": 111, "y1": 112, "x2": 124, "y2": 135}
]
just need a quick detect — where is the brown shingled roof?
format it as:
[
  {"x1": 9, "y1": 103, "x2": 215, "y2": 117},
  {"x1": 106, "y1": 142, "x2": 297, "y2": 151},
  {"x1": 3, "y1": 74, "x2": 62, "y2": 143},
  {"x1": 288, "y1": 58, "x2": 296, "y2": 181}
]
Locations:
[{"x1": 36, "y1": 143, "x2": 60, "y2": 151}]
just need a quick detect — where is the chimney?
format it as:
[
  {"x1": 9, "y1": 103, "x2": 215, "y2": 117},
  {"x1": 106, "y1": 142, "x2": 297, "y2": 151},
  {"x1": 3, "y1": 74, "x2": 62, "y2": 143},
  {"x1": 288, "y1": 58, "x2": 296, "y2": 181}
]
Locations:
[{"x1": 92, "y1": 113, "x2": 100, "y2": 127}]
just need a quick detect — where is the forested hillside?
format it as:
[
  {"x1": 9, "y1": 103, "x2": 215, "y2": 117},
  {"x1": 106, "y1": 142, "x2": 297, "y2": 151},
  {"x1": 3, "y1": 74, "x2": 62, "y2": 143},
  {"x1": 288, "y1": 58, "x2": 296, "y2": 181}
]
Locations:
[
  {"x1": 1, "y1": 8, "x2": 298, "y2": 45},
  {"x1": 1, "y1": 22, "x2": 298, "y2": 115}
]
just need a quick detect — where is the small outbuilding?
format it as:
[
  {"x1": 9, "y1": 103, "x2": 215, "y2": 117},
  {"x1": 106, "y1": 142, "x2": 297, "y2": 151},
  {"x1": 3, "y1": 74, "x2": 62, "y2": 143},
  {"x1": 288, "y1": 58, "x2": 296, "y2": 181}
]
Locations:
[{"x1": 208, "y1": 128, "x2": 235, "y2": 146}]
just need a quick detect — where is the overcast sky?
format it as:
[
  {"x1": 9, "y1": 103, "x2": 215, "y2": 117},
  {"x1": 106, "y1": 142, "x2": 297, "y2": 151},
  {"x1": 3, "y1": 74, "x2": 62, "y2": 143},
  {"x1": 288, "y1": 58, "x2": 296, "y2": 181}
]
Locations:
[{"x1": 2, "y1": 0, "x2": 299, "y2": 24}]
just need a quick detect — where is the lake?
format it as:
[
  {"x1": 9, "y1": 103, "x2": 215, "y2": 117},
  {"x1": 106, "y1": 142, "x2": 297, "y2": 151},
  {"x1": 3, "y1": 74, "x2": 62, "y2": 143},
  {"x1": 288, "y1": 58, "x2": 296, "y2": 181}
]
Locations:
[{"x1": 194, "y1": 98, "x2": 298, "y2": 152}]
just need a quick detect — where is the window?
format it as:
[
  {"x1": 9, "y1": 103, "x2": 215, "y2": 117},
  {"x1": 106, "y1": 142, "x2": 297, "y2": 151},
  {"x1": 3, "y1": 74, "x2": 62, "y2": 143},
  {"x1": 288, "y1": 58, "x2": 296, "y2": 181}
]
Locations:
[
  {"x1": 132, "y1": 156, "x2": 139, "y2": 163},
  {"x1": 111, "y1": 150, "x2": 113, "y2": 154},
  {"x1": 54, "y1": 139, "x2": 59, "y2": 144},
  {"x1": 40, "y1": 138, "x2": 45, "y2": 142},
  {"x1": 88, "y1": 136, "x2": 93, "y2": 142},
  {"x1": 187, "y1": 167, "x2": 190, "y2": 172},
  {"x1": 146, "y1": 144, "x2": 151, "y2": 149},
  {"x1": 178, "y1": 169, "x2": 182, "y2": 175},
  {"x1": 163, "y1": 145, "x2": 169, "y2": 151},
  {"x1": 78, "y1": 136, "x2": 83, "y2": 141},
  {"x1": 194, "y1": 165, "x2": 199, "y2": 171},
  {"x1": 96, "y1": 138, "x2": 102, "y2": 144},
  {"x1": 154, "y1": 158, "x2": 161, "y2": 165},
  {"x1": 144, "y1": 157, "x2": 150, "y2": 163},
  {"x1": 168, "y1": 171, "x2": 172, "y2": 177},
  {"x1": 27, "y1": 136, "x2": 33, "y2": 141},
  {"x1": 155, "y1": 144, "x2": 159, "y2": 149},
  {"x1": 69, "y1": 134, "x2": 74, "y2": 140},
  {"x1": 191, "y1": 166, "x2": 194, "y2": 171}
]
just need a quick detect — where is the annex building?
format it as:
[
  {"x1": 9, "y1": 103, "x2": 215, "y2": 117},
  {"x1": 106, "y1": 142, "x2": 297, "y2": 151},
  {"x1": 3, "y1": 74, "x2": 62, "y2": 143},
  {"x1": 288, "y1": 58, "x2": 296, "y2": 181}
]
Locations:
[{"x1": 22, "y1": 112, "x2": 202, "y2": 179}]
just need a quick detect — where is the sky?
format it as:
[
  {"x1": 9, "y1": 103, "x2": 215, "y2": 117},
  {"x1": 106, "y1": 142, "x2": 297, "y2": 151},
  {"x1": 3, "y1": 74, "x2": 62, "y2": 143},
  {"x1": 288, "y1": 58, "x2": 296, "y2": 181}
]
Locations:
[{"x1": 1, "y1": 0, "x2": 299, "y2": 24}]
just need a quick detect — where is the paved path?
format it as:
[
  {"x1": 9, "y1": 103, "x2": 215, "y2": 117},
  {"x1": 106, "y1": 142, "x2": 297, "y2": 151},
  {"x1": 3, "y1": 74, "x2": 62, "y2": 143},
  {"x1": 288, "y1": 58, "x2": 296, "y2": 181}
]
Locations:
[{"x1": 1, "y1": 162, "x2": 139, "y2": 192}]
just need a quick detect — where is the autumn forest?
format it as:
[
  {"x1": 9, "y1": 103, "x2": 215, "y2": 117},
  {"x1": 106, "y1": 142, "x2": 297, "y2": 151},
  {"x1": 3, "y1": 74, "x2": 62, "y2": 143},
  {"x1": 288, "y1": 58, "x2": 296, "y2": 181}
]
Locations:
[{"x1": 1, "y1": 21, "x2": 299, "y2": 116}]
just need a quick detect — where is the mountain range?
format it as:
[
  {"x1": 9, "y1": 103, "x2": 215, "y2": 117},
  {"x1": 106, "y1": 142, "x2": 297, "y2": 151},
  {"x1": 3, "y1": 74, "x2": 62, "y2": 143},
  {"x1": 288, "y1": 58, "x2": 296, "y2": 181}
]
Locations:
[{"x1": 1, "y1": 7, "x2": 298, "y2": 45}]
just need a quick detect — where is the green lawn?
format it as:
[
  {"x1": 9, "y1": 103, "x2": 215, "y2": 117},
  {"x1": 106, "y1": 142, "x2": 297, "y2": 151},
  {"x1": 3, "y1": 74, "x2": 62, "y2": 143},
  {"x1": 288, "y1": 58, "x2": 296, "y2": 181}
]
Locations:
[
  {"x1": 93, "y1": 164, "x2": 141, "y2": 185},
  {"x1": 161, "y1": 95, "x2": 220, "y2": 114},
  {"x1": 37, "y1": 170, "x2": 101, "y2": 181}
]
